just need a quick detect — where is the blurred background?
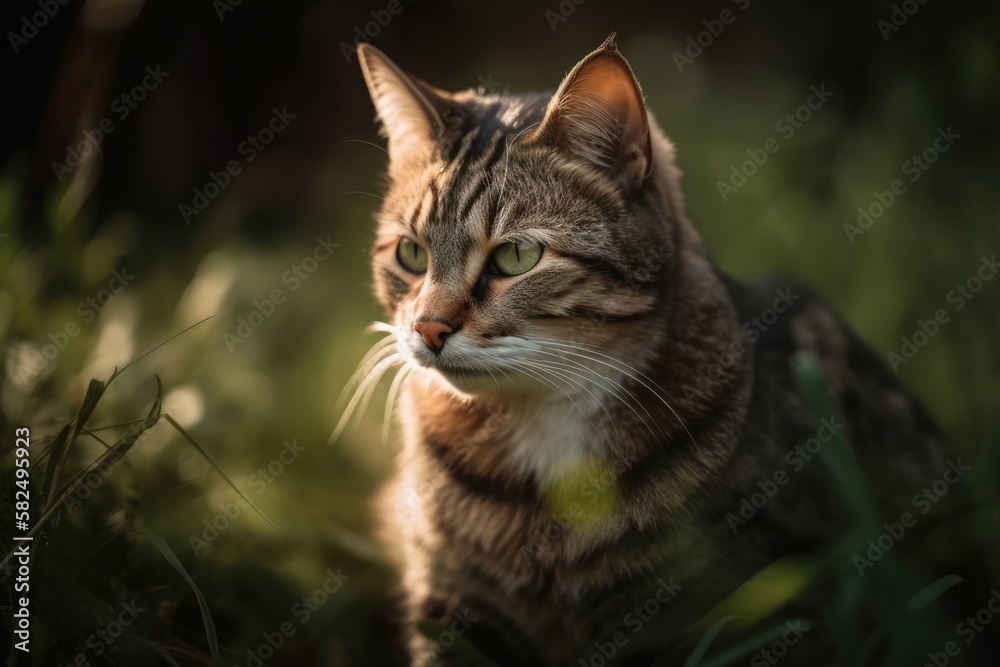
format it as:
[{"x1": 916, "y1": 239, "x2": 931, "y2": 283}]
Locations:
[{"x1": 1, "y1": 0, "x2": 998, "y2": 665}]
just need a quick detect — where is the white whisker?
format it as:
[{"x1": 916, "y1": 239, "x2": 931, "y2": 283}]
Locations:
[
  {"x1": 383, "y1": 363, "x2": 412, "y2": 445},
  {"x1": 367, "y1": 321, "x2": 397, "y2": 335},
  {"x1": 356, "y1": 353, "x2": 404, "y2": 424},
  {"x1": 329, "y1": 352, "x2": 403, "y2": 445},
  {"x1": 498, "y1": 121, "x2": 542, "y2": 204},
  {"x1": 340, "y1": 138, "x2": 388, "y2": 154},
  {"x1": 514, "y1": 357, "x2": 621, "y2": 441},
  {"x1": 530, "y1": 337, "x2": 701, "y2": 454},
  {"x1": 529, "y1": 351, "x2": 663, "y2": 443},
  {"x1": 499, "y1": 357, "x2": 604, "y2": 436},
  {"x1": 329, "y1": 326, "x2": 404, "y2": 445},
  {"x1": 335, "y1": 337, "x2": 398, "y2": 410}
]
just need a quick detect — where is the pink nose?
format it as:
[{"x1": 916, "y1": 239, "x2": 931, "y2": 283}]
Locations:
[{"x1": 413, "y1": 319, "x2": 455, "y2": 353}]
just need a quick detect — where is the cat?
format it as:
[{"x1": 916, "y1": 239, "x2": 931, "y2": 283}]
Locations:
[{"x1": 352, "y1": 35, "x2": 946, "y2": 666}]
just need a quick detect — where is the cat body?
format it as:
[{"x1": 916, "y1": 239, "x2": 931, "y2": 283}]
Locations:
[{"x1": 355, "y1": 37, "x2": 944, "y2": 666}]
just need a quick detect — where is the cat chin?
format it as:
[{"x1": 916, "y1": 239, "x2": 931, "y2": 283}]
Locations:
[
  {"x1": 422, "y1": 365, "x2": 509, "y2": 398},
  {"x1": 420, "y1": 364, "x2": 558, "y2": 402},
  {"x1": 404, "y1": 358, "x2": 520, "y2": 399}
]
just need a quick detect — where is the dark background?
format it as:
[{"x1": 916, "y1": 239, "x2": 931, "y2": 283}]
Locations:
[{"x1": 1, "y1": 0, "x2": 999, "y2": 665}]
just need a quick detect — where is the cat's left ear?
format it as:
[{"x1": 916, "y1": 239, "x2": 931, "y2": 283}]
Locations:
[
  {"x1": 534, "y1": 35, "x2": 652, "y2": 189},
  {"x1": 357, "y1": 43, "x2": 454, "y2": 172}
]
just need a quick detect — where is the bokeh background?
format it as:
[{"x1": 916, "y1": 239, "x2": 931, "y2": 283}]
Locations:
[{"x1": 1, "y1": 0, "x2": 998, "y2": 665}]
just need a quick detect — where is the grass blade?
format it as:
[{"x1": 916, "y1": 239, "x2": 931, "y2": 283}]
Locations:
[
  {"x1": 138, "y1": 526, "x2": 220, "y2": 660},
  {"x1": 47, "y1": 377, "x2": 163, "y2": 513},
  {"x1": 682, "y1": 615, "x2": 739, "y2": 667},
  {"x1": 162, "y1": 414, "x2": 278, "y2": 531},
  {"x1": 694, "y1": 619, "x2": 813, "y2": 667},
  {"x1": 1, "y1": 378, "x2": 164, "y2": 571},
  {"x1": 685, "y1": 557, "x2": 816, "y2": 636},
  {"x1": 41, "y1": 379, "x2": 106, "y2": 512},
  {"x1": 108, "y1": 316, "x2": 214, "y2": 384},
  {"x1": 792, "y1": 353, "x2": 878, "y2": 525},
  {"x1": 416, "y1": 619, "x2": 501, "y2": 667},
  {"x1": 907, "y1": 574, "x2": 964, "y2": 613}
]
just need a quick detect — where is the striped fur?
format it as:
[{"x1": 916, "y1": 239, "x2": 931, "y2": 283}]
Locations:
[{"x1": 355, "y1": 37, "x2": 945, "y2": 665}]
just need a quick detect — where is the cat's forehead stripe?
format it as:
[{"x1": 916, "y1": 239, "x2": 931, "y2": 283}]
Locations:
[
  {"x1": 439, "y1": 126, "x2": 482, "y2": 187},
  {"x1": 421, "y1": 132, "x2": 506, "y2": 239},
  {"x1": 483, "y1": 190, "x2": 501, "y2": 240},
  {"x1": 406, "y1": 189, "x2": 426, "y2": 235},
  {"x1": 456, "y1": 176, "x2": 491, "y2": 225},
  {"x1": 426, "y1": 177, "x2": 440, "y2": 222},
  {"x1": 454, "y1": 137, "x2": 506, "y2": 222}
]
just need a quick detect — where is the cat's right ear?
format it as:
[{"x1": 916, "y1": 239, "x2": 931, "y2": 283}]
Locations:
[
  {"x1": 534, "y1": 35, "x2": 653, "y2": 190},
  {"x1": 357, "y1": 43, "x2": 452, "y2": 173}
]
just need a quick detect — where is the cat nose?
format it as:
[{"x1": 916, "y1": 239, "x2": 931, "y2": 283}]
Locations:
[{"x1": 413, "y1": 319, "x2": 456, "y2": 353}]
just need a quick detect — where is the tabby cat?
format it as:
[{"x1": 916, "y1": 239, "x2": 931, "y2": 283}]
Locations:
[{"x1": 352, "y1": 36, "x2": 945, "y2": 666}]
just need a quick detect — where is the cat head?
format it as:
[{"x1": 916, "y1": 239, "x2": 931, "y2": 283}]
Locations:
[{"x1": 358, "y1": 36, "x2": 698, "y2": 398}]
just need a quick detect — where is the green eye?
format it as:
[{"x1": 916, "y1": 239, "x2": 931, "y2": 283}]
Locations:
[
  {"x1": 397, "y1": 237, "x2": 428, "y2": 273},
  {"x1": 492, "y1": 240, "x2": 543, "y2": 276}
]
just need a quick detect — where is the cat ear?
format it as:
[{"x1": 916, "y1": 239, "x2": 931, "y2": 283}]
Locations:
[
  {"x1": 357, "y1": 43, "x2": 452, "y2": 169},
  {"x1": 535, "y1": 35, "x2": 652, "y2": 188}
]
